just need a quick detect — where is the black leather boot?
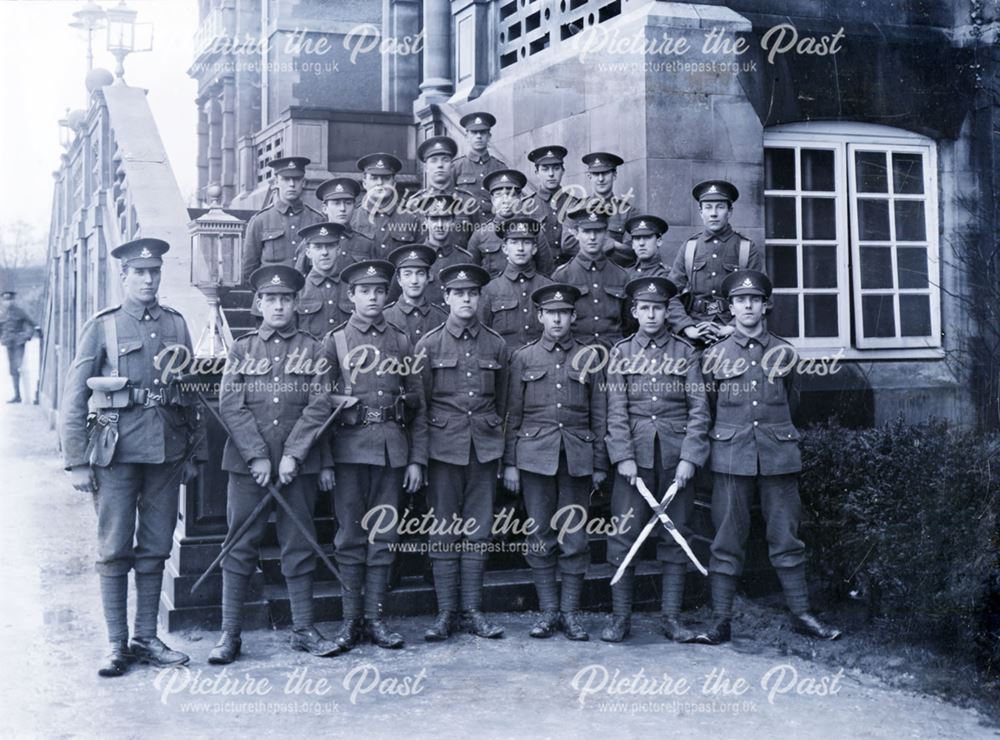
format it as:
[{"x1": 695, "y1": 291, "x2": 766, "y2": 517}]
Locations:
[
  {"x1": 529, "y1": 611, "x2": 561, "y2": 639},
  {"x1": 424, "y1": 612, "x2": 456, "y2": 642},
  {"x1": 129, "y1": 636, "x2": 189, "y2": 667},
  {"x1": 695, "y1": 618, "x2": 732, "y2": 645},
  {"x1": 97, "y1": 640, "x2": 133, "y2": 678},
  {"x1": 208, "y1": 631, "x2": 242, "y2": 664},
  {"x1": 661, "y1": 615, "x2": 697, "y2": 643},
  {"x1": 791, "y1": 612, "x2": 842, "y2": 641},
  {"x1": 289, "y1": 626, "x2": 341, "y2": 657},
  {"x1": 561, "y1": 611, "x2": 590, "y2": 641},
  {"x1": 367, "y1": 619, "x2": 405, "y2": 649},
  {"x1": 600, "y1": 614, "x2": 631, "y2": 643},
  {"x1": 333, "y1": 618, "x2": 364, "y2": 653},
  {"x1": 462, "y1": 609, "x2": 504, "y2": 639}
]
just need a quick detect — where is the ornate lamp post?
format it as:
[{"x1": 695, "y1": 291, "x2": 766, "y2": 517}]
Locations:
[
  {"x1": 69, "y1": 2, "x2": 107, "y2": 73},
  {"x1": 189, "y1": 185, "x2": 243, "y2": 358},
  {"x1": 106, "y1": 0, "x2": 152, "y2": 83}
]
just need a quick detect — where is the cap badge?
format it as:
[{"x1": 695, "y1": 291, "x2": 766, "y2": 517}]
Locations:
[
  {"x1": 457, "y1": 270, "x2": 468, "y2": 280},
  {"x1": 366, "y1": 266, "x2": 377, "y2": 276},
  {"x1": 638, "y1": 220, "x2": 646, "y2": 229},
  {"x1": 588, "y1": 213, "x2": 598, "y2": 222},
  {"x1": 407, "y1": 251, "x2": 418, "y2": 260},
  {"x1": 270, "y1": 274, "x2": 283, "y2": 285},
  {"x1": 708, "y1": 184, "x2": 718, "y2": 193},
  {"x1": 553, "y1": 291, "x2": 563, "y2": 301},
  {"x1": 474, "y1": 117, "x2": 482, "y2": 124},
  {"x1": 334, "y1": 184, "x2": 344, "y2": 192},
  {"x1": 594, "y1": 157, "x2": 603, "y2": 166},
  {"x1": 646, "y1": 283, "x2": 657, "y2": 292},
  {"x1": 375, "y1": 160, "x2": 384, "y2": 169},
  {"x1": 545, "y1": 150, "x2": 554, "y2": 158},
  {"x1": 742, "y1": 277, "x2": 754, "y2": 287},
  {"x1": 319, "y1": 227, "x2": 328, "y2": 236},
  {"x1": 138, "y1": 247, "x2": 152, "y2": 259}
]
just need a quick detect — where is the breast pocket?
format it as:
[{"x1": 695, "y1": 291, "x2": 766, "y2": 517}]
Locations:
[
  {"x1": 431, "y1": 356, "x2": 459, "y2": 393},
  {"x1": 239, "y1": 361, "x2": 272, "y2": 407},
  {"x1": 521, "y1": 366, "x2": 547, "y2": 404},
  {"x1": 261, "y1": 230, "x2": 289, "y2": 264},
  {"x1": 490, "y1": 298, "x2": 519, "y2": 334},
  {"x1": 456, "y1": 174, "x2": 479, "y2": 188},
  {"x1": 479, "y1": 358, "x2": 502, "y2": 395}
]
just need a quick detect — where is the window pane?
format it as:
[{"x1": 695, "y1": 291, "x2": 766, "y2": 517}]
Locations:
[
  {"x1": 804, "y1": 294, "x2": 839, "y2": 337},
  {"x1": 801, "y1": 149, "x2": 835, "y2": 191},
  {"x1": 900, "y1": 295, "x2": 931, "y2": 337},
  {"x1": 860, "y1": 246, "x2": 893, "y2": 289},
  {"x1": 858, "y1": 199, "x2": 890, "y2": 241},
  {"x1": 767, "y1": 244, "x2": 798, "y2": 288},
  {"x1": 765, "y1": 196, "x2": 797, "y2": 239},
  {"x1": 856, "y1": 151, "x2": 888, "y2": 192},
  {"x1": 765, "y1": 148, "x2": 796, "y2": 191},
  {"x1": 892, "y1": 153, "x2": 924, "y2": 194},
  {"x1": 770, "y1": 294, "x2": 799, "y2": 337},
  {"x1": 802, "y1": 197, "x2": 836, "y2": 240},
  {"x1": 802, "y1": 244, "x2": 837, "y2": 288},
  {"x1": 862, "y1": 295, "x2": 896, "y2": 338},
  {"x1": 897, "y1": 247, "x2": 929, "y2": 289},
  {"x1": 894, "y1": 200, "x2": 926, "y2": 241}
]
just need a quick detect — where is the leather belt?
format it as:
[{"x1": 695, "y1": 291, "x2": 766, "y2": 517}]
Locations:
[{"x1": 361, "y1": 405, "x2": 399, "y2": 424}]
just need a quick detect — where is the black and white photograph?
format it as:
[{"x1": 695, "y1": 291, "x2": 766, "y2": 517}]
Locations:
[{"x1": 1, "y1": 0, "x2": 998, "y2": 736}]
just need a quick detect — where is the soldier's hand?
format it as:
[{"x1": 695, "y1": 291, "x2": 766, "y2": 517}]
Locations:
[
  {"x1": 617, "y1": 459, "x2": 638, "y2": 487},
  {"x1": 683, "y1": 326, "x2": 704, "y2": 340},
  {"x1": 674, "y1": 460, "x2": 696, "y2": 489},
  {"x1": 249, "y1": 458, "x2": 272, "y2": 487},
  {"x1": 502, "y1": 466, "x2": 520, "y2": 494},
  {"x1": 180, "y1": 458, "x2": 201, "y2": 485},
  {"x1": 592, "y1": 470, "x2": 607, "y2": 489},
  {"x1": 278, "y1": 455, "x2": 298, "y2": 485},
  {"x1": 68, "y1": 465, "x2": 97, "y2": 493},
  {"x1": 403, "y1": 464, "x2": 423, "y2": 494},
  {"x1": 319, "y1": 467, "x2": 336, "y2": 492},
  {"x1": 714, "y1": 324, "x2": 736, "y2": 339}
]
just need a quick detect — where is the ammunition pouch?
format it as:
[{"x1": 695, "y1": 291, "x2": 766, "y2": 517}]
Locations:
[
  {"x1": 85, "y1": 411, "x2": 120, "y2": 468},
  {"x1": 86, "y1": 377, "x2": 131, "y2": 410}
]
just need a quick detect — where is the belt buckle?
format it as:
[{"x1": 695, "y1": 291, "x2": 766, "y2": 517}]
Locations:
[
  {"x1": 143, "y1": 390, "x2": 164, "y2": 408},
  {"x1": 364, "y1": 407, "x2": 384, "y2": 424},
  {"x1": 704, "y1": 300, "x2": 722, "y2": 316}
]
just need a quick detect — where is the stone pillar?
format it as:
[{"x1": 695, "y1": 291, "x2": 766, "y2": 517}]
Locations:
[
  {"x1": 416, "y1": 0, "x2": 453, "y2": 109},
  {"x1": 207, "y1": 93, "x2": 222, "y2": 190},
  {"x1": 196, "y1": 97, "x2": 209, "y2": 204},
  {"x1": 221, "y1": 76, "x2": 237, "y2": 205},
  {"x1": 449, "y1": 0, "x2": 491, "y2": 103},
  {"x1": 384, "y1": 0, "x2": 422, "y2": 113}
]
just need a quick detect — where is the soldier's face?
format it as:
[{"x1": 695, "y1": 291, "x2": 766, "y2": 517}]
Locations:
[
  {"x1": 700, "y1": 201, "x2": 732, "y2": 232},
  {"x1": 587, "y1": 169, "x2": 615, "y2": 196},
  {"x1": 468, "y1": 130, "x2": 490, "y2": 151},
  {"x1": 576, "y1": 227, "x2": 606, "y2": 256},
  {"x1": 258, "y1": 292, "x2": 295, "y2": 329},
  {"x1": 445, "y1": 287, "x2": 479, "y2": 319},
  {"x1": 306, "y1": 242, "x2": 336, "y2": 273},
  {"x1": 276, "y1": 174, "x2": 305, "y2": 202},
  {"x1": 502, "y1": 237, "x2": 536, "y2": 267},
  {"x1": 631, "y1": 300, "x2": 667, "y2": 335},
  {"x1": 425, "y1": 216, "x2": 452, "y2": 242},
  {"x1": 730, "y1": 294, "x2": 765, "y2": 329},
  {"x1": 491, "y1": 188, "x2": 518, "y2": 216},
  {"x1": 363, "y1": 173, "x2": 394, "y2": 199},
  {"x1": 324, "y1": 198, "x2": 355, "y2": 224},
  {"x1": 397, "y1": 267, "x2": 428, "y2": 300},
  {"x1": 539, "y1": 308, "x2": 574, "y2": 340},
  {"x1": 536, "y1": 163, "x2": 564, "y2": 190},
  {"x1": 631, "y1": 234, "x2": 660, "y2": 262},
  {"x1": 425, "y1": 155, "x2": 453, "y2": 188},
  {"x1": 121, "y1": 266, "x2": 161, "y2": 305},
  {"x1": 350, "y1": 283, "x2": 388, "y2": 319}
]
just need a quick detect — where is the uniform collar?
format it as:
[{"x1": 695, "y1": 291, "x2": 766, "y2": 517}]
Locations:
[
  {"x1": 432, "y1": 240, "x2": 455, "y2": 258},
  {"x1": 635, "y1": 327, "x2": 671, "y2": 348},
  {"x1": 503, "y1": 263, "x2": 536, "y2": 281},
  {"x1": 575, "y1": 251, "x2": 607, "y2": 271},
  {"x1": 398, "y1": 297, "x2": 429, "y2": 315},
  {"x1": 446, "y1": 315, "x2": 480, "y2": 338},
  {"x1": 541, "y1": 334, "x2": 574, "y2": 352},
  {"x1": 349, "y1": 313, "x2": 388, "y2": 333},
  {"x1": 275, "y1": 198, "x2": 303, "y2": 215},
  {"x1": 308, "y1": 268, "x2": 340, "y2": 285},
  {"x1": 258, "y1": 323, "x2": 298, "y2": 341},
  {"x1": 732, "y1": 327, "x2": 770, "y2": 347},
  {"x1": 468, "y1": 150, "x2": 490, "y2": 165},
  {"x1": 121, "y1": 298, "x2": 161, "y2": 321},
  {"x1": 635, "y1": 257, "x2": 664, "y2": 271},
  {"x1": 703, "y1": 223, "x2": 735, "y2": 241}
]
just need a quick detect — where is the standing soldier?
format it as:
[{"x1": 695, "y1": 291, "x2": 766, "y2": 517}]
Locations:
[
  {"x1": 696, "y1": 270, "x2": 841, "y2": 645},
  {"x1": 408, "y1": 136, "x2": 481, "y2": 249},
  {"x1": 503, "y1": 283, "x2": 608, "y2": 641},
  {"x1": 60, "y1": 238, "x2": 202, "y2": 677},
  {"x1": 413, "y1": 264, "x2": 508, "y2": 642},
  {"x1": 603, "y1": 276, "x2": 710, "y2": 643},
  {"x1": 478, "y1": 217, "x2": 552, "y2": 351},
  {"x1": 294, "y1": 223, "x2": 355, "y2": 338},
  {"x1": 0, "y1": 289, "x2": 39, "y2": 403},
  {"x1": 522, "y1": 146, "x2": 580, "y2": 266},
  {"x1": 286, "y1": 260, "x2": 425, "y2": 652},
  {"x1": 209, "y1": 265, "x2": 338, "y2": 664},
  {"x1": 551, "y1": 210, "x2": 629, "y2": 348},
  {"x1": 350, "y1": 153, "x2": 421, "y2": 257},
  {"x1": 625, "y1": 216, "x2": 694, "y2": 339},
  {"x1": 297, "y1": 177, "x2": 374, "y2": 275},
  {"x1": 384, "y1": 245, "x2": 448, "y2": 345},
  {"x1": 412, "y1": 195, "x2": 474, "y2": 308},
  {"x1": 467, "y1": 170, "x2": 554, "y2": 278},
  {"x1": 242, "y1": 156, "x2": 324, "y2": 283},
  {"x1": 667, "y1": 180, "x2": 763, "y2": 345},
  {"x1": 562, "y1": 152, "x2": 636, "y2": 268},
  {"x1": 452, "y1": 112, "x2": 508, "y2": 216}
]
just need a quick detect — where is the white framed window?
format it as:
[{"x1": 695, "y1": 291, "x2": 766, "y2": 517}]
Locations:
[{"x1": 764, "y1": 123, "x2": 941, "y2": 353}]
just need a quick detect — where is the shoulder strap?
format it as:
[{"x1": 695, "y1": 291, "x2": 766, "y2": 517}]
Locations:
[
  {"x1": 739, "y1": 238, "x2": 751, "y2": 269},
  {"x1": 332, "y1": 329, "x2": 351, "y2": 397},
  {"x1": 101, "y1": 313, "x2": 119, "y2": 377},
  {"x1": 684, "y1": 238, "x2": 699, "y2": 280}
]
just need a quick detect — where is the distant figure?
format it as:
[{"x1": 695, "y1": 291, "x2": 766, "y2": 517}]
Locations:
[{"x1": 0, "y1": 289, "x2": 39, "y2": 403}]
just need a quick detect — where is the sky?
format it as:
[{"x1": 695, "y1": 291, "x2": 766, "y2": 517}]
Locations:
[{"x1": 0, "y1": 0, "x2": 199, "y2": 241}]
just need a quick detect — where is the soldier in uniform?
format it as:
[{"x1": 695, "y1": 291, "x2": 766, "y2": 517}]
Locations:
[
  {"x1": 384, "y1": 244, "x2": 448, "y2": 345},
  {"x1": 411, "y1": 194, "x2": 474, "y2": 308},
  {"x1": 551, "y1": 210, "x2": 629, "y2": 348},
  {"x1": 603, "y1": 276, "x2": 710, "y2": 643},
  {"x1": 61, "y1": 238, "x2": 202, "y2": 677},
  {"x1": 478, "y1": 217, "x2": 552, "y2": 351},
  {"x1": 407, "y1": 136, "x2": 482, "y2": 249},
  {"x1": 209, "y1": 265, "x2": 339, "y2": 663},
  {"x1": 295, "y1": 223, "x2": 355, "y2": 338},
  {"x1": 696, "y1": 270, "x2": 841, "y2": 645},
  {"x1": 562, "y1": 152, "x2": 636, "y2": 268},
  {"x1": 296, "y1": 176, "x2": 374, "y2": 275},
  {"x1": 286, "y1": 260, "x2": 425, "y2": 652},
  {"x1": 242, "y1": 156, "x2": 324, "y2": 283},
  {"x1": 350, "y1": 153, "x2": 421, "y2": 257},
  {"x1": 467, "y1": 170, "x2": 554, "y2": 278},
  {"x1": 452, "y1": 112, "x2": 508, "y2": 215},
  {"x1": 413, "y1": 264, "x2": 508, "y2": 642},
  {"x1": 625, "y1": 215, "x2": 693, "y2": 339},
  {"x1": 667, "y1": 180, "x2": 764, "y2": 345},
  {"x1": 503, "y1": 283, "x2": 608, "y2": 641},
  {"x1": 522, "y1": 146, "x2": 580, "y2": 266},
  {"x1": 0, "y1": 289, "x2": 39, "y2": 403}
]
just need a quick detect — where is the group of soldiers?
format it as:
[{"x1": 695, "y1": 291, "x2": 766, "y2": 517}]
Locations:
[{"x1": 62, "y1": 112, "x2": 841, "y2": 679}]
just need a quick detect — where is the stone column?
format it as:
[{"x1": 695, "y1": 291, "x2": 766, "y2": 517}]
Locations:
[
  {"x1": 207, "y1": 93, "x2": 222, "y2": 191},
  {"x1": 221, "y1": 75, "x2": 237, "y2": 205},
  {"x1": 415, "y1": 0, "x2": 453, "y2": 109},
  {"x1": 195, "y1": 97, "x2": 209, "y2": 204}
]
